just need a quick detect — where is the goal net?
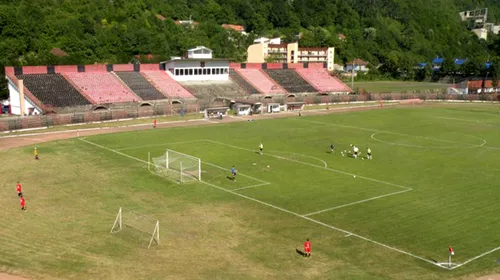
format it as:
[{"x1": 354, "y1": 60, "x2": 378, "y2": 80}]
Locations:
[
  {"x1": 150, "y1": 149, "x2": 201, "y2": 183},
  {"x1": 110, "y1": 207, "x2": 160, "y2": 249}
]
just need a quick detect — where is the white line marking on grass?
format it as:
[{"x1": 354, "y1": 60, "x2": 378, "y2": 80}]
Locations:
[
  {"x1": 115, "y1": 140, "x2": 205, "y2": 151},
  {"x1": 80, "y1": 138, "x2": 151, "y2": 164},
  {"x1": 202, "y1": 161, "x2": 270, "y2": 185},
  {"x1": 302, "y1": 188, "x2": 412, "y2": 217},
  {"x1": 79, "y1": 137, "x2": 448, "y2": 269},
  {"x1": 345, "y1": 233, "x2": 352, "y2": 237},
  {"x1": 232, "y1": 182, "x2": 270, "y2": 191},
  {"x1": 435, "y1": 116, "x2": 500, "y2": 128},
  {"x1": 370, "y1": 132, "x2": 485, "y2": 149},
  {"x1": 297, "y1": 119, "x2": 486, "y2": 148},
  {"x1": 450, "y1": 246, "x2": 500, "y2": 270},
  {"x1": 269, "y1": 150, "x2": 328, "y2": 168},
  {"x1": 203, "y1": 139, "x2": 409, "y2": 191}
]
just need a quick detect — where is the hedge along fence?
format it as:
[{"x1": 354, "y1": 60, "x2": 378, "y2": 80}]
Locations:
[{"x1": 0, "y1": 102, "x2": 201, "y2": 132}]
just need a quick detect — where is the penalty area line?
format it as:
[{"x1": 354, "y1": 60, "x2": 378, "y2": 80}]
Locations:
[
  {"x1": 79, "y1": 137, "x2": 444, "y2": 270},
  {"x1": 232, "y1": 182, "x2": 270, "y2": 191},
  {"x1": 302, "y1": 188, "x2": 413, "y2": 217},
  {"x1": 203, "y1": 139, "x2": 409, "y2": 191}
]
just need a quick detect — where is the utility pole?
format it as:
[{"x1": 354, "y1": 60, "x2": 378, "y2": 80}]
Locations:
[{"x1": 351, "y1": 60, "x2": 355, "y2": 91}]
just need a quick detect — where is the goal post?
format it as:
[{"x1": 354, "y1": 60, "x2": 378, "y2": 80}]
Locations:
[
  {"x1": 150, "y1": 149, "x2": 201, "y2": 183},
  {"x1": 110, "y1": 207, "x2": 160, "y2": 249},
  {"x1": 111, "y1": 207, "x2": 123, "y2": 233}
]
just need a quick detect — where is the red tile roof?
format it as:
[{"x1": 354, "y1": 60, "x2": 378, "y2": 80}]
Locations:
[
  {"x1": 50, "y1": 48, "x2": 68, "y2": 57},
  {"x1": 221, "y1": 24, "x2": 245, "y2": 32},
  {"x1": 347, "y1": 58, "x2": 368, "y2": 66}
]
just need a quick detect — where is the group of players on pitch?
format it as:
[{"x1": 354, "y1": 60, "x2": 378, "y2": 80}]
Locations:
[
  {"x1": 16, "y1": 147, "x2": 39, "y2": 211},
  {"x1": 331, "y1": 143, "x2": 372, "y2": 160},
  {"x1": 229, "y1": 142, "x2": 372, "y2": 181}
]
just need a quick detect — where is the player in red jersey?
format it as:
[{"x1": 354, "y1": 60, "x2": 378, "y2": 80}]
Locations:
[
  {"x1": 304, "y1": 238, "x2": 311, "y2": 257},
  {"x1": 20, "y1": 196, "x2": 26, "y2": 210},
  {"x1": 16, "y1": 182, "x2": 22, "y2": 197},
  {"x1": 153, "y1": 119, "x2": 157, "y2": 128}
]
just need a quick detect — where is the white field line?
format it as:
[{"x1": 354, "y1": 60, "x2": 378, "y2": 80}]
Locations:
[
  {"x1": 232, "y1": 182, "x2": 270, "y2": 191},
  {"x1": 370, "y1": 132, "x2": 486, "y2": 149},
  {"x1": 435, "y1": 116, "x2": 500, "y2": 128},
  {"x1": 203, "y1": 139, "x2": 409, "y2": 191},
  {"x1": 201, "y1": 161, "x2": 271, "y2": 189},
  {"x1": 78, "y1": 137, "x2": 442, "y2": 269},
  {"x1": 450, "y1": 246, "x2": 500, "y2": 270},
  {"x1": 302, "y1": 188, "x2": 412, "y2": 217},
  {"x1": 269, "y1": 150, "x2": 328, "y2": 168},
  {"x1": 296, "y1": 119, "x2": 486, "y2": 147},
  {"x1": 115, "y1": 140, "x2": 205, "y2": 151}
]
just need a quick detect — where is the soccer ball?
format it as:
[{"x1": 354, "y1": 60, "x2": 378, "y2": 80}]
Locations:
[
  {"x1": 353, "y1": 175, "x2": 356, "y2": 178},
  {"x1": 267, "y1": 165, "x2": 270, "y2": 168}
]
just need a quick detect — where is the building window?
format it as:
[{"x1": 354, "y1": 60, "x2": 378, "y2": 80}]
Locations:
[
  {"x1": 223, "y1": 68, "x2": 229, "y2": 74},
  {"x1": 216, "y1": 68, "x2": 220, "y2": 74},
  {"x1": 211, "y1": 68, "x2": 215, "y2": 74},
  {"x1": 203, "y1": 68, "x2": 207, "y2": 75},
  {"x1": 188, "y1": 69, "x2": 192, "y2": 75},
  {"x1": 175, "y1": 69, "x2": 179, "y2": 75}
]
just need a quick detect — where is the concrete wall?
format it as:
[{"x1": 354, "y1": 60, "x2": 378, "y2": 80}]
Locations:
[{"x1": 8, "y1": 79, "x2": 42, "y2": 116}]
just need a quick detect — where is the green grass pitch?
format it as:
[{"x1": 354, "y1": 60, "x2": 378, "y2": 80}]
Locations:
[{"x1": 1, "y1": 104, "x2": 500, "y2": 279}]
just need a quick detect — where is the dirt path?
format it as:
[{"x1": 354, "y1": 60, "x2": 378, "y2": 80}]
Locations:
[{"x1": 0, "y1": 105, "x2": 385, "y2": 151}]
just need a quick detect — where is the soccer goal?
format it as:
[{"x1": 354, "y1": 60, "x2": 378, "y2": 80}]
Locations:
[
  {"x1": 110, "y1": 207, "x2": 160, "y2": 249},
  {"x1": 149, "y1": 149, "x2": 201, "y2": 184}
]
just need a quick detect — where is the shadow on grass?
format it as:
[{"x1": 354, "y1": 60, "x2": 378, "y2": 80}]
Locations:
[{"x1": 296, "y1": 248, "x2": 306, "y2": 257}]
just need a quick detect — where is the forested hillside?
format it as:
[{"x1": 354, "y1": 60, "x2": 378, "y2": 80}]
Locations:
[{"x1": 1, "y1": 0, "x2": 500, "y2": 98}]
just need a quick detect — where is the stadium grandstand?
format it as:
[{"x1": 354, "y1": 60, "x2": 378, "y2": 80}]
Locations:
[{"x1": 4, "y1": 46, "x2": 351, "y2": 119}]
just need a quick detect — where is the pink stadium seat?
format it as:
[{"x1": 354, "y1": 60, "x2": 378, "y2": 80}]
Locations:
[
  {"x1": 295, "y1": 68, "x2": 352, "y2": 92},
  {"x1": 65, "y1": 73, "x2": 141, "y2": 104},
  {"x1": 141, "y1": 71, "x2": 194, "y2": 99},
  {"x1": 234, "y1": 69, "x2": 285, "y2": 94}
]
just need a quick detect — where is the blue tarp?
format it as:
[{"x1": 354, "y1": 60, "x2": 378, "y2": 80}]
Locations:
[{"x1": 432, "y1": 57, "x2": 444, "y2": 64}]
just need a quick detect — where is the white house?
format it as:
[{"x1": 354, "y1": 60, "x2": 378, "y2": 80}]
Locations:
[
  {"x1": 161, "y1": 46, "x2": 231, "y2": 82},
  {"x1": 253, "y1": 37, "x2": 281, "y2": 44},
  {"x1": 186, "y1": 46, "x2": 213, "y2": 59}
]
